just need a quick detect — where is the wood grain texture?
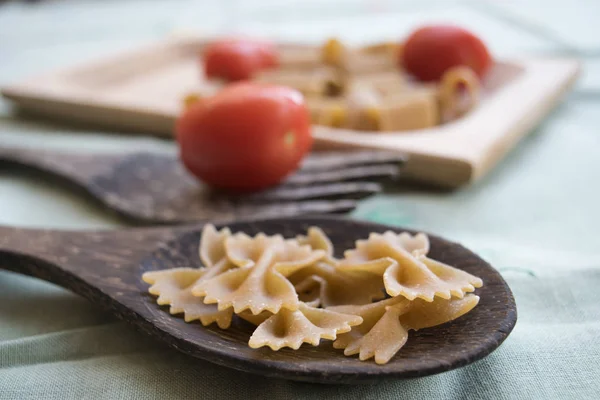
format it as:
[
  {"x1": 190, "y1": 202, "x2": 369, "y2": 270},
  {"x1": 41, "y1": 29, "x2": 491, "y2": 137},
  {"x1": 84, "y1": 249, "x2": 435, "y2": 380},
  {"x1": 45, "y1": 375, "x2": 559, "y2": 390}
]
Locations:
[
  {"x1": 0, "y1": 36, "x2": 580, "y2": 187},
  {"x1": 0, "y1": 216, "x2": 517, "y2": 384},
  {"x1": 0, "y1": 148, "x2": 405, "y2": 224}
]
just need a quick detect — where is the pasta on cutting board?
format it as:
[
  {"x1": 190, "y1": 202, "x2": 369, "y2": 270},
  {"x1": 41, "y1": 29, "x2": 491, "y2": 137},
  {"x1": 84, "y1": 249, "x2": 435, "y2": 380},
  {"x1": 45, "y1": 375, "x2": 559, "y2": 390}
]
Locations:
[{"x1": 188, "y1": 38, "x2": 482, "y2": 132}]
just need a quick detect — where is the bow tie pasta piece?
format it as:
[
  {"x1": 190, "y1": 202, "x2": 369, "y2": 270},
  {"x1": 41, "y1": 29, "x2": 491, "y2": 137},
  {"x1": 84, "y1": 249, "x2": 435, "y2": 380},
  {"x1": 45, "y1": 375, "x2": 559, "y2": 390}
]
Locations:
[
  {"x1": 342, "y1": 231, "x2": 428, "y2": 265},
  {"x1": 384, "y1": 255, "x2": 483, "y2": 301},
  {"x1": 238, "y1": 310, "x2": 274, "y2": 326},
  {"x1": 249, "y1": 303, "x2": 363, "y2": 350},
  {"x1": 400, "y1": 293, "x2": 480, "y2": 331},
  {"x1": 330, "y1": 297, "x2": 409, "y2": 364},
  {"x1": 142, "y1": 261, "x2": 235, "y2": 329},
  {"x1": 141, "y1": 224, "x2": 237, "y2": 328},
  {"x1": 225, "y1": 232, "x2": 285, "y2": 267},
  {"x1": 193, "y1": 232, "x2": 326, "y2": 315},
  {"x1": 341, "y1": 233, "x2": 482, "y2": 301},
  {"x1": 345, "y1": 304, "x2": 409, "y2": 365},
  {"x1": 380, "y1": 231, "x2": 430, "y2": 256},
  {"x1": 331, "y1": 294, "x2": 480, "y2": 364},
  {"x1": 296, "y1": 227, "x2": 335, "y2": 259},
  {"x1": 289, "y1": 262, "x2": 386, "y2": 307},
  {"x1": 291, "y1": 274, "x2": 325, "y2": 307},
  {"x1": 276, "y1": 238, "x2": 328, "y2": 276},
  {"x1": 199, "y1": 224, "x2": 232, "y2": 268}
]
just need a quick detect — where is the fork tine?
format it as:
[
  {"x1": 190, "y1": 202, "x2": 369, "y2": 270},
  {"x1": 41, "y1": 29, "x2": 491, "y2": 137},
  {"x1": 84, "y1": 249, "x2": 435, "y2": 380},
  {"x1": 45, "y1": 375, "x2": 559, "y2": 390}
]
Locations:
[
  {"x1": 301, "y1": 151, "x2": 407, "y2": 171},
  {"x1": 287, "y1": 164, "x2": 400, "y2": 186},
  {"x1": 238, "y1": 182, "x2": 381, "y2": 202},
  {"x1": 153, "y1": 199, "x2": 360, "y2": 223}
]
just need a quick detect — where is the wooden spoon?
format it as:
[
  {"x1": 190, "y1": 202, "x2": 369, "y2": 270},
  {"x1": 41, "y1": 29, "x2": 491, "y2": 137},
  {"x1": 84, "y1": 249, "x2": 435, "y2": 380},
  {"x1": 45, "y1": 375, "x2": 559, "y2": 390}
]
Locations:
[
  {"x1": 0, "y1": 147, "x2": 404, "y2": 224},
  {"x1": 0, "y1": 216, "x2": 516, "y2": 384}
]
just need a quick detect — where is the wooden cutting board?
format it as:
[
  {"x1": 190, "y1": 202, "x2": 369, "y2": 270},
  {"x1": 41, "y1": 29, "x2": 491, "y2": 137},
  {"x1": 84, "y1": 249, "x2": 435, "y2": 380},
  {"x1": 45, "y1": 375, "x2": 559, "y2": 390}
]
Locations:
[{"x1": 0, "y1": 36, "x2": 580, "y2": 188}]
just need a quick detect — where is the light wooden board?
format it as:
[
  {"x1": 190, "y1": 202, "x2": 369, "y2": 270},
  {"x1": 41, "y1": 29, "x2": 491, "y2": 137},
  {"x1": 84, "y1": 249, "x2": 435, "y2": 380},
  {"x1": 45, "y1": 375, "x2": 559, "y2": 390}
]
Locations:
[{"x1": 1, "y1": 37, "x2": 580, "y2": 188}]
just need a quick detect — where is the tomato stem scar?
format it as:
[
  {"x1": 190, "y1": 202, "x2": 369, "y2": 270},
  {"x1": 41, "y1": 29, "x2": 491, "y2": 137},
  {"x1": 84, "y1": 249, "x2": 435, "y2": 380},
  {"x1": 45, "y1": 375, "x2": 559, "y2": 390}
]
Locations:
[{"x1": 284, "y1": 131, "x2": 296, "y2": 149}]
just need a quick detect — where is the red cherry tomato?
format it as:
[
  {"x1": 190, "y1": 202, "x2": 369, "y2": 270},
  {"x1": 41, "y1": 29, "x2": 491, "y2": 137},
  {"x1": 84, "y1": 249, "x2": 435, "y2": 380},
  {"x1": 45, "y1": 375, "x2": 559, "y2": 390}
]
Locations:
[
  {"x1": 217, "y1": 38, "x2": 278, "y2": 68},
  {"x1": 203, "y1": 38, "x2": 278, "y2": 81},
  {"x1": 401, "y1": 25, "x2": 492, "y2": 82},
  {"x1": 246, "y1": 38, "x2": 279, "y2": 68},
  {"x1": 176, "y1": 82, "x2": 312, "y2": 192}
]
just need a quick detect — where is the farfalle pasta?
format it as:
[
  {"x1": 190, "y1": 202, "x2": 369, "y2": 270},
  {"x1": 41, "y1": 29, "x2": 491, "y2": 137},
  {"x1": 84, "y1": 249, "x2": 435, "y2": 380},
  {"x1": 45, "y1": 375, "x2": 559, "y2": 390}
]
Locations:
[
  {"x1": 192, "y1": 233, "x2": 325, "y2": 314},
  {"x1": 330, "y1": 294, "x2": 480, "y2": 364},
  {"x1": 142, "y1": 225, "x2": 483, "y2": 364},
  {"x1": 142, "y1": 225, "x2": 236, "y2": 328},
  {"x1": 296, "y1": 226, "x2": 335, "y2": 259},
  {"x1": 340, "y1": 231, "x2": 482, "y2": 301},
  {"x1": 249, "y1": 303, "x2": 362, "y2": 350},
  {"x1": 289, "y1": 262, "x2": 385, "y2": 307}
]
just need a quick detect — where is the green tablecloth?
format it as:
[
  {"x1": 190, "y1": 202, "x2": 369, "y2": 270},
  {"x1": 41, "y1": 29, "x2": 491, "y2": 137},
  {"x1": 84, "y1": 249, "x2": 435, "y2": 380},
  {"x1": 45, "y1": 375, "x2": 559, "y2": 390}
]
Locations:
[{"x1": 1, "y1": 1, "x2": 599, "y2": 398}]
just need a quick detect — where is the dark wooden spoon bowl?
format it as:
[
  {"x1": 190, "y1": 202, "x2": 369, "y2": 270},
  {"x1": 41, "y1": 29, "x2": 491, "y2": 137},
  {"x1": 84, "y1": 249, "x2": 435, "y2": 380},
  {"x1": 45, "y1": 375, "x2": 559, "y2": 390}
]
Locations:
[{"x1": 0, "y1": 216, "x2": 516, "y2": 384}]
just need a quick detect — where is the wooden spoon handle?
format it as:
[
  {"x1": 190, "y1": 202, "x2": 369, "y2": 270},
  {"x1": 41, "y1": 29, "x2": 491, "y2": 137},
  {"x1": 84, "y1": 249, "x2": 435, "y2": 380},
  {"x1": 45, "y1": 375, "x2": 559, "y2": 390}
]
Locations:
[
  {"x1": 0, "y1": 225, "x2": 95, "y2": 296},
  {"x1": 0, "y1": 225, "x2": 70, "y2": 265},
  {"x1": 0, "y1": 224, "x2": 200, "y2": 337},
  {"x1": 0, "y1": 224, "x2": 183, "y2": 290}
]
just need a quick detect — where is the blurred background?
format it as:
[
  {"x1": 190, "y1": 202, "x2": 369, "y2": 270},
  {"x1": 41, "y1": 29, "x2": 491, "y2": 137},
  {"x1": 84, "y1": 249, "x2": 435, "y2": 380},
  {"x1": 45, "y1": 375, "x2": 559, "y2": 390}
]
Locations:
[
  {"x1": 1, "y1": 0, "x2": 596, "y2": 87},
  {"x1": 0, "y1": 0, "x2": 597, "y2": 243},
  {"x1": 1, "y1": 0, "x2": 597, "y2": 232}
]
